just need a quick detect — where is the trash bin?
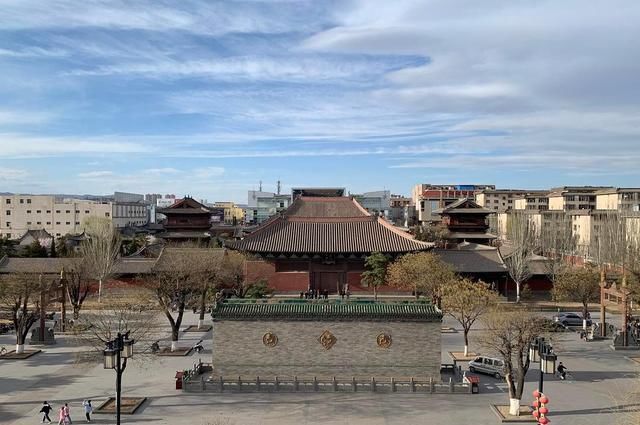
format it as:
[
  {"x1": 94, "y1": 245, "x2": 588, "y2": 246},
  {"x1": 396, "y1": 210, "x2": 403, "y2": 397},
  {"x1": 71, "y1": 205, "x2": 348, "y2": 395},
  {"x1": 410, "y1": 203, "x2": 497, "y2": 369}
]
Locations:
[
  {"x1": 467, "y1": 375, "x2": 480, "y2": 394},
  {"x1": 175, "y1": 371, "x2": 184, "y2": 390}
]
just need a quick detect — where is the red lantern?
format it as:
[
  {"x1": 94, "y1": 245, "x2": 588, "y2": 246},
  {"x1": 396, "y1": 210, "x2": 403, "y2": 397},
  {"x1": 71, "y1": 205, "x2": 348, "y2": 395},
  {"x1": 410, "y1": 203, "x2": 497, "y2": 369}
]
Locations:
[
  {"x1": 539, "y1": 417, "x2": 550, "y2": 425},
  {"x1": 533, "y1": 390, "x2": 541, "y2": 398},
  {"x1": 532, "y1": 410, "x2": 540, "y2": 418},
  {"x1": 539, "y1": 407, "x2": 549, "y2": 415},
  {"x1": 532, "y1": 400, "x2": 540, "y2": 408},
  {"x1": 540, "y1": 396, "x2": 549, "y2": 404}
]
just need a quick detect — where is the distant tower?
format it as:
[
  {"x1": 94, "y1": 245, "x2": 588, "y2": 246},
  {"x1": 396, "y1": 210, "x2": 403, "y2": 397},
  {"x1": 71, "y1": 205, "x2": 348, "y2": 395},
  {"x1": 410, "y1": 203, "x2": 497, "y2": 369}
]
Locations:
[
  {"x1": 277, "y1": 180, "x2": 281, "y2": 195},
  {"x1": 259, "y1": 180, "x2": 263, "y2": 191}
]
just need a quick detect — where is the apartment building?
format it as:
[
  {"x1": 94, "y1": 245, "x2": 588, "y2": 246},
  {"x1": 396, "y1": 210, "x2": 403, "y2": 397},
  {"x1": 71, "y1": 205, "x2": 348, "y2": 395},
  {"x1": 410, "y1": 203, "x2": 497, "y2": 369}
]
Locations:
[
  {"x1": 513, "y1": 192, "x2": 550, "y2": 211},
  {"x1": 213, "y1": 201, "x2": 245, "y2": 225},
  {"x1": 351, "y1": 190, "x2": 391, "y2": 217},
  {"x1": 247, "y1": 190, "x2": 292, "y2": 224},
  {"x1": 411, "y1": 184, "x2": 495, "y2": 223},
  {"x1": 0, "y1": 194, "x2": 112, "y2": 239},
  {"x1": 475, "y1": 189, "x2": 541, "y2": 211},
  {"x1": 547, "y1": 186, "x2": 611, "y2": 211},
  {"x1": 595, "y1": 188, "x2": 640, "y2": 212},
  {"x1": 112, "y1": 192, "x2": 148, "y2": 228}
]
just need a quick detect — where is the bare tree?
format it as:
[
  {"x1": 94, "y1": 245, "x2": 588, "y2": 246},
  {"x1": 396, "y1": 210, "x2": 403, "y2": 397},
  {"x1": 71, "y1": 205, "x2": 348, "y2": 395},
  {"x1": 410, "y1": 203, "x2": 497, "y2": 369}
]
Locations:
[
  {"x1": 503, "y1": 212, "x2": 537, "y2": 303},
  {"x1": 539, "y1": 211, "x2": 576, "y2": 283},
  {"x1": 387, "y1": 252, "x2": 456, "y2": 304},
  {"x1": 75, "y1": 291, "x2": 159, "y2": 364},
  {"x1": 219, "y1": 251, "x2": 250, "y2": 297},
  {"x1": 552, "y1": 265, "x2": 600, "y2": 320},
  {"x1": 146, "y1": 248, "x2": 223, "y2": 351},
  {"x1": 0, "y1": 271, "x2": 57, "y2": 353},
  {"x1": 480, "y1": 308, "x2": 544, "y2": 416},
  {"x1": 62, "y1": 258, "x2": 91, "y2": 320},
  {"x1": 81, "y1": 217, "x2": 120, "y2": 303},
  {"x1": 441, "y1": 278, "x2": 499, "y2": 356}
]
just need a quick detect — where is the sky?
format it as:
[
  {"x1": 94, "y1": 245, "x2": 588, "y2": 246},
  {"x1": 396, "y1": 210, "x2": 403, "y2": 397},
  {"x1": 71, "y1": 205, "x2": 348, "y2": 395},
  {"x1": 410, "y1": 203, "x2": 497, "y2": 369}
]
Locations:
[{"x1": 0, "y1": 0, "x2": 639, "y2": 203}]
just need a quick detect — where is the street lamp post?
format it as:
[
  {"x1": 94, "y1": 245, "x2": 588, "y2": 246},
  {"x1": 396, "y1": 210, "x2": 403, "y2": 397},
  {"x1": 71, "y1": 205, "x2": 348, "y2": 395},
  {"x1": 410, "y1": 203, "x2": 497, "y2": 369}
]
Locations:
[
  {"x1": 103, "y1": 331, "x2": 134, "y2": 425},
  {"x1": 530, "y1": 337, "x2": 556, "y2": 393}
]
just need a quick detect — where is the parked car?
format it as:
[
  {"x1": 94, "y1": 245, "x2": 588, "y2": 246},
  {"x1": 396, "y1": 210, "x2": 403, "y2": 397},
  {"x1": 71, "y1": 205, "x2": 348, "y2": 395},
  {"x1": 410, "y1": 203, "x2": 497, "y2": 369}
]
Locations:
[
  {"x1": 468, "y1": 356, "x2": 505, "y2": 379},
  {"x1": 540, "y1": 318, "x2": 568, "y2": 332},
  {"x1": 553, "y1": 312, "x2": 592, "y2": 327}
]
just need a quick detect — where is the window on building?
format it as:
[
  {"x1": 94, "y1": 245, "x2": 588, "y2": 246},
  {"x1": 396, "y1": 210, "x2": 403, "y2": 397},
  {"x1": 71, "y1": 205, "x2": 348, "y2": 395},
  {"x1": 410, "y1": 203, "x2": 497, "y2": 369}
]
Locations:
[
  {"x1": 5, "y1": 199, "x2": 10, "y2": 204},
  {"x1": 56, "y1": 210, "x2": 60, "y2": 214},
  {"x1": 27, "y1": 221, "x2": 32, "y2": 225},
  {"x1": 65, "y1": 210, "x2": 70, "y2": 214},
  {"x1": 56, "y1": 233, "x2": 61, "y2": 237},
  {"x1": 75, "y1": 221, "x2": 80, "y2": 225},
  {"x1": 26, "y1": 210, "x2": 31, "y2": 214},
  {"x1": 5, "y1": 210, "x2": 10, "y2": 215},
  {"x1": 26, "y1": 199, "x2": 31, "y2": 204},
  {"x1": 46, "y1": 210, "x2": 51, "y2": 214},
  {"x1": 6, "y1": 233, "x2": 10, "y2": 238},
  {"x1": 36, "y1": 210, "x2": 41, "y2": 213},
  {"x1": 56, "y1": 222, "x2": 61, "y2": 225},
  {"x1": 46, "y1": 222, "x2": 51, "y2": 225},
  {"x1": 20, "y1": 199, "x2": 24, "y2": 204},
  {"x1": 66, "y1": 221, "x2": 70, "y2": 225},
  {"x1": 85, "y1": 210, "x2": 90, "y2": 214},
  {"x1": 105, "y1": 212, "x2": 110, "y2": 217},
  {"x1": 36, "y1": 221, "x2": 41, "y2": 225},
  {"x1": 75, "y1": 210, "x2": 80, "y2": 214}
]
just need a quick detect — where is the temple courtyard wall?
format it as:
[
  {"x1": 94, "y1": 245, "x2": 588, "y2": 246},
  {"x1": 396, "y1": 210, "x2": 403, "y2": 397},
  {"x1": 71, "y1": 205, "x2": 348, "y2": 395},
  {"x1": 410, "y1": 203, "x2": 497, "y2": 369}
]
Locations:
[{"x1": 212, "y1": 320, "x2": 441, "y2": 379}]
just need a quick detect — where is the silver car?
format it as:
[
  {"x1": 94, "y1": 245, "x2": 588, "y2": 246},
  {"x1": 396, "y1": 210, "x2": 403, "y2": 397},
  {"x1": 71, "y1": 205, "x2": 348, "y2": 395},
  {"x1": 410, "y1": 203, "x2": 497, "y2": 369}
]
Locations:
[
  {"x1": 553, "y1": 312, "x2": 592, "y2": 327},
  {"x1": 468, "y1": 356, "x2": 505, "y2": 379}
]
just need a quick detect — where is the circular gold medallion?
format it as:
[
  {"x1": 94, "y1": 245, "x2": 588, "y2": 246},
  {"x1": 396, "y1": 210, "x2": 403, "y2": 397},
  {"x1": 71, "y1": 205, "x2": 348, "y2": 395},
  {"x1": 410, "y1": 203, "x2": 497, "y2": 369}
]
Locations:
[
  {"x1": 262, "y1": 332, "x2": 278, "y2": 347},
  {"x1": 377, "y1": 333, "x2": 392, "y2": 348}
]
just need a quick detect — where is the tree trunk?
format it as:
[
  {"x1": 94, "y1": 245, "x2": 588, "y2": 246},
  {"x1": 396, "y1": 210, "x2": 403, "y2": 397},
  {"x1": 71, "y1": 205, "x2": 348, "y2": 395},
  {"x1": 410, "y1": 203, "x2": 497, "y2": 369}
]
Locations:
[
  {"x1": 373, "y1": 286, "x2": 378, "y2": 301},
  {"x1": 15, "y1": 343, "x2": 25, "y2": 354},
  {"x1": 198, "y1": 290, "x2": 206, "y2": 329},
  {"x1": 515, "y1": 281, "x2": 521, "y2": 303},
  {"x1": 506, "y1": 374, "x2": 520, "y2": 416},
  {"x1": 463, "y1": 330, "x2": 469, "y2": 357},
  {"x1": 98, "y1": 278, "x2": 103, "y2": 303},
  {"x1": 73, "y1": 305, "x2": 80, "y2": 320},
  {"x1": 509, "y1": 399, "x2": 521, "y2": 416}
]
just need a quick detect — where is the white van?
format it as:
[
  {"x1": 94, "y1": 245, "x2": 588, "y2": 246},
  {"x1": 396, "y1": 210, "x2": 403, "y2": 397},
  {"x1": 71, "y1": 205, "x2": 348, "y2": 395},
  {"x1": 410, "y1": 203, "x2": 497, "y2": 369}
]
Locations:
[{"x1": 468, "y1": 356, "x2": 505, "y2": 379}]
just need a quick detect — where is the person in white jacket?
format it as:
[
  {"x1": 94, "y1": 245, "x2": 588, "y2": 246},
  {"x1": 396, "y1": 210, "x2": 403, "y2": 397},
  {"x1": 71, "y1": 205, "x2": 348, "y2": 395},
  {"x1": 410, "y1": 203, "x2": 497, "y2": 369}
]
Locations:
[{"x1": 82, "y1": 400, "x2": 92, "y2": 423}]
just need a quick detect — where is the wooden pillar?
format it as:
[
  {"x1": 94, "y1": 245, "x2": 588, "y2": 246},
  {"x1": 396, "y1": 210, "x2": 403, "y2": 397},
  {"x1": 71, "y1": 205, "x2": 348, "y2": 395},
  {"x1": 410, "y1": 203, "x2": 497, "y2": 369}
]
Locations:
[
  {"x1": 39, "y1": 274, "x2": 45, "y2": 342},
  {"x1": 60, "y1": 269, "x2": 66, "y2": 333},
  {"x1": 600, "y1": 269, "x2": 606, "y2": 338},
  {"x1": 622, "y1": 275, "x2": 629, "y2": 347}
]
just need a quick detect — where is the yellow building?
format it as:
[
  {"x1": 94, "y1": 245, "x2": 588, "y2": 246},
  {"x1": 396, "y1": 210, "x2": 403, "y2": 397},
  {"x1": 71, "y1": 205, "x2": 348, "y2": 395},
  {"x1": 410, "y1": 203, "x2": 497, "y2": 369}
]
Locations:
[{"x1": 214, "y1": 202, "x2": 245, "y2": 225}]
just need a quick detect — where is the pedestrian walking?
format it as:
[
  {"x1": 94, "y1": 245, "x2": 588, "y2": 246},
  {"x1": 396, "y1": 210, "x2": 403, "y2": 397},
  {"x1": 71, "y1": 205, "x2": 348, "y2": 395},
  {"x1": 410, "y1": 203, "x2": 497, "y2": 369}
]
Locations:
[
  {"x1": 57, "y1": 406, "x2": 66, "y2": 425},
  {"x1": 39, "y1": 401, "x2": 53, "y2": 423},
  {"x1": 63, "y1": 403, "x2": 72, "y2": 424},
  {"x1": 82, "y1": 400, "x2": 92, "y2": 423}
]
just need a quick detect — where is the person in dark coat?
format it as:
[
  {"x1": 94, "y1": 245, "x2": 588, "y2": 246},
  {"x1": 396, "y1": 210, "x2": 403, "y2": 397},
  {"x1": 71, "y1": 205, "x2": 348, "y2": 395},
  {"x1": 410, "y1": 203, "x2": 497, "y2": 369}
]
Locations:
[{"x1": 39, "y1": 401, "x2": 53, "y2": 423}]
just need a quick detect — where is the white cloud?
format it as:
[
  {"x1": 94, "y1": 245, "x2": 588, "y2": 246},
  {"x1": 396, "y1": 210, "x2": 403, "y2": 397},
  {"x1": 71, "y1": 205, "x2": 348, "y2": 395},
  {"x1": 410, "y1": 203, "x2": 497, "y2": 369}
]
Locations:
[
  {"x1": 0, "y1": 167, "x2": 29, "y2": 181},
  {"x1": 0, "y1": 134, "x2": 151, "y2": 158},
  {"x1": 78, "y1": 170, "x2": 114, "y2": 178},
  {"x1": 194, "y1": 167, "x2": 225, "y2": 178}
]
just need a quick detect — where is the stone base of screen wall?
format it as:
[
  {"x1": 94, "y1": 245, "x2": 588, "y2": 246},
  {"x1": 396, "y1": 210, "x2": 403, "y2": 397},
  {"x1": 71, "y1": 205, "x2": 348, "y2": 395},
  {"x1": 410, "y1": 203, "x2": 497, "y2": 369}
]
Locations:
[{"x1": 211, "y1": 300, "x2": 442, "y2": 381}]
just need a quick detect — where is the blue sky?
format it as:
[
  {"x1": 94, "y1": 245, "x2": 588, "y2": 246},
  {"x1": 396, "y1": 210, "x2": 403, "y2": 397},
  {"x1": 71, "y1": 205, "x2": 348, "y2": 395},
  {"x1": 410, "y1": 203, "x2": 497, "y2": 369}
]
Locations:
[{"x1": 1, "y1": 0, "x2": 639, "y2": 203}]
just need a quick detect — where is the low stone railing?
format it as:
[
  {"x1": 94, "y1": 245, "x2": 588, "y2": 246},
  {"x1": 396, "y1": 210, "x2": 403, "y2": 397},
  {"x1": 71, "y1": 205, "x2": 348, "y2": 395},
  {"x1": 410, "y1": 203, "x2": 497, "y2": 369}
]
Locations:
[{"x1": 183, "y1": 372, "x2": 472, "y2": 394}]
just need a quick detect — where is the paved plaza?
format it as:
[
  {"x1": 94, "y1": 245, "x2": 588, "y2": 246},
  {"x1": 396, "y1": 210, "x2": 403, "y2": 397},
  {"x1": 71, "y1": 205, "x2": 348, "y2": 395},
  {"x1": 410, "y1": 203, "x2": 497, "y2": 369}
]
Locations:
[{"x1": 1, "y1": 311, "x2": 638, "y2": 425}]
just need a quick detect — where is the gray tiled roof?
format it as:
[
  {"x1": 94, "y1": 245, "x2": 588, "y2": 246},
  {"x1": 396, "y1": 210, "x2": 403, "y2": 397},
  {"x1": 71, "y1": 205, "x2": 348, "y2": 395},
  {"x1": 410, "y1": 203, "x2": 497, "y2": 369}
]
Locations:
[
  {"x1": 435, "y1": 248, "x2": 507, "y2": 273},
  {"x1": 212, "y1": 300, "x2": 442, "y2": 322},
  {"x1": 0, "y1": 256, "x2": 157, "y2": 275},
  {"x1": 226, "y1": 218, "x2": 432, "y2": 254},
  {"x1": 227, "y1": 196, "x2": 432, "y2": 254}
]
